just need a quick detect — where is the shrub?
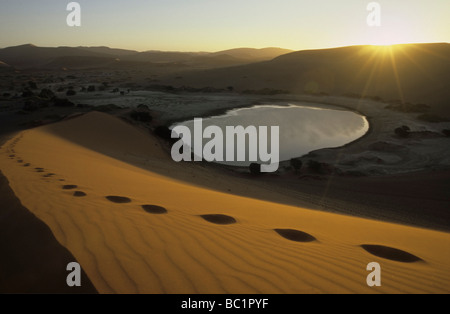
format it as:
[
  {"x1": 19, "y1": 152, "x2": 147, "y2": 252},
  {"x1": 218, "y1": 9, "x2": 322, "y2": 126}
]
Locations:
[
  {"x1": 137, "y1": 104, "x2": 149, "y2": 110},
  {"x1": 53, "y1": 98, "x2": 75, "y2": 107},
  {"x1": 66, "y1": 90, "x2": 76, "y2": 96},
  {"x1": 28, "y1": 81, "x2": 38, "y2": 90},
  {"x1": 307, "y1": 160, "x2": 322, "y2": 173},
  {"x1": 23, "y1": 100, "x2": 39, "y2": 111},
  {"x1": 39, "y1": 88, "x2": 55, "y2": 99},
  {"x1": 290, "y1": 158, "x2": 303, "y2": 173},
  {"x1": 21, "y1": 89, "x2": 34, "y2": 98},
  {"x1": 249, "y1": 163, "x2": 261, "y2": 175},
  {"x1": 94, "y1": 104, "x2": 121, "y2": 112},
  {"x1": 130, "y1": 111, "x2": 152, "y2": 122},
  {"x1": 87, "y1": 85, "x2": 96, "y2": 92},
  {"x1": 395, "y1": 126, "x2": 410, "y2": 138},
  {"x1": 154, "y1": 126, "x2": 172, "y2": 140}
]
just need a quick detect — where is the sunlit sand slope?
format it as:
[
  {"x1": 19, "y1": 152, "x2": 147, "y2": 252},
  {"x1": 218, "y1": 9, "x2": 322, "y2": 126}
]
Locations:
[{"x1": 1, "y1": 112, "x2": 449, "y2": 293}]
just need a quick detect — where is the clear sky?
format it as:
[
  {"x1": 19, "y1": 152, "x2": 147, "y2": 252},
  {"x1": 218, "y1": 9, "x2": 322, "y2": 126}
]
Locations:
[{"x1": 0, "y1": 0, "x2": 449, "y2": 52}]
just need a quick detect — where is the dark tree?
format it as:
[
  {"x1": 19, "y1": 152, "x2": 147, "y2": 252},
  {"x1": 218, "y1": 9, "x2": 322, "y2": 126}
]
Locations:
[
  {"x1": 395, "y1": 126, "x2": 410, "y2": 138},
  {"x1": 137, "y1": 104, "x2": 149, "y2": 110},
  {"x1": 39, "y1": 88, "x2": 55, "y2": 99},
  {"x1": 28, "y1": 81, "x2": 38, "y2": 90},
  {"x1": 130, "y1": 111, "x2": 152, "y2": 122},
  {"x1": 249, "y1": 163, "x2": 261, "y2": 175},
  {"x1": 154, "y1": 126, "x2": 172, "y2": 140},
  {"x1": 307, "y1": 160, "x2": 322, "y2": 173},
  {"x1": 290, "y1": 158, "x2": 303, "y2": 174},
  {"x1": 21, "y1": 89, "x2": 34, "y2": 98},
  {"x1": 53, "y1": 98, "x2": 75, "y2": 107},
  {"x1": 23, "y1": 100, "x2": 39, "y2": 111}
]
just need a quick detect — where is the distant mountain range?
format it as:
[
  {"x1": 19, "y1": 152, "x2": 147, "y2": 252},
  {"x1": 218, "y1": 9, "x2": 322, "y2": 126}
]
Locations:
[
  {"x1": 165, "y1": 43, "x2": 450, "y2": 114},
  {"x1": 1, "y1": 43, "x2": 449, "y2": 115},
  {"x1": 0, "y1": 44, "x2": 292, "y2": 70}
]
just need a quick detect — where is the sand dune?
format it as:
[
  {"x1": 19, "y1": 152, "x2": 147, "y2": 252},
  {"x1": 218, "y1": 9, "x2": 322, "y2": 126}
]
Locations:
[{"x1": 1, "y1": 111, "x2": 450, "y2": 293}]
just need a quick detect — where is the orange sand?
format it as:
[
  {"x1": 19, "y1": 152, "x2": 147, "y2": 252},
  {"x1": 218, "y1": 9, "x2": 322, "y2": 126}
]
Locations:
[{"x1": 1, "y1": 112, "x2": 449, "y2": 293}]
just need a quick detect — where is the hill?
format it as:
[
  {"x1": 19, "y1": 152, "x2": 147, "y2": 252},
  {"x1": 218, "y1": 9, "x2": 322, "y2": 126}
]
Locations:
[
  {"x1": 0, "y1": 44, "x2": 292, "y2": 70},
  {"x1": 211, "y1": 47, "x2": 293, "y2": 61},
  {"x1": 166, "y1": 43, "x2": 450, "y2": 114}
]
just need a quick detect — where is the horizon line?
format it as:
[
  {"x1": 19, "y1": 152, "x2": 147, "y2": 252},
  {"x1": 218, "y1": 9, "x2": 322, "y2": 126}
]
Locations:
[{"x1": 1, "y1": 41, "x2": 449, "y2": 53}]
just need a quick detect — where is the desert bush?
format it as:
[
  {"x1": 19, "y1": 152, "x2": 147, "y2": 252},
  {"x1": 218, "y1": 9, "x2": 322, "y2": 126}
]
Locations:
[
  {"x1": 39, "y1": 88, "x2": 55, "y2": 99},
  {"x1": 154, "y1": 126, "x2": 172, "y2": 140},
  {"x1": 94, "y1": 104, "x2": 121, "y2": 112},
  {"x1": 130, "y1": 111, "x2": 152, "y2": 122},
  {"x1": 87, "y1": 85, "x2": 96, "y2": 92},
  {"x1": 66, "y1": 90, "x2": 76, "y2": 96},
  {"x1": 23, "y1": 100, "x2": 39, "y2": 111},
  {"x1": 395, "y1": 126, "x2": 410, "y2": 138},
  {"x1": 21, "y1": 89, "x2": 34, "y2": 98},
  {"x1": 290, "y1": 158, "x2": 303, "y2": 173},
  {"x1": 249, "y1": 163, "x2": 261, "y2": 175},
  {"x1": 28, "y1": 81, "x2": 37, "y2": 90},
  {"x1": 53, "y1": 98, "x2": 75, "y2": 107},
  {"x1": 137, "y1": 104, "x2": 149, "y2": 110},
  {"x1": 307, "y1": 160, "x2": 322, "y2": 173}
]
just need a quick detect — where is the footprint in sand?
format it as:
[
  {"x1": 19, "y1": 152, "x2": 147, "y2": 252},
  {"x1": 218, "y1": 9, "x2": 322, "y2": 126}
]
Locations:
[
  {"x1": 43, "y1": 173, "x2": 56, "y2": 178},
  {"x1": 361, "y1": 244, "x2": 423, "y2": 263},
  {"x1": 73, "y1": 191, "x2": 87, "y2": 197},
  {"x1": 200, "y1": 214, "x2": 237, "y2": 225},
  {"x1": 23, "y1": 163, "x2": 30, "y2": 167},
  {"x1": 17, "y1": 160, "x2": 23, "y2": 163},
  {"x1": 62, "y1": 185, "x2": 78, "y2": 190},
  {"x1": 274, "y1": 229, "x2": 317, "y2": 243},
  {"x1": 141, "y1": 205, "x2": 168, "y2": 214},
  {"x1": 35, "y1": 168, "x2": 45, "y2": 173},
  {"x1": 106, "y1": 196, "x2": 132, "y2": 204}
]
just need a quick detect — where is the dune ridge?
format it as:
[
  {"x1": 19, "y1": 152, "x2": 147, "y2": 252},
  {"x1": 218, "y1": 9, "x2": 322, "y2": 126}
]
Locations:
[{"x1": 1, "y1": 111, "x2": 450, "y2": 293}]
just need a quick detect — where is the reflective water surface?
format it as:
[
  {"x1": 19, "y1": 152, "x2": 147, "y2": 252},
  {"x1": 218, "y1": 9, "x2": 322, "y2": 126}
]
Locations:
[{"x1": 173, "y1": 103, "x2": 369, "y2": 166}]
